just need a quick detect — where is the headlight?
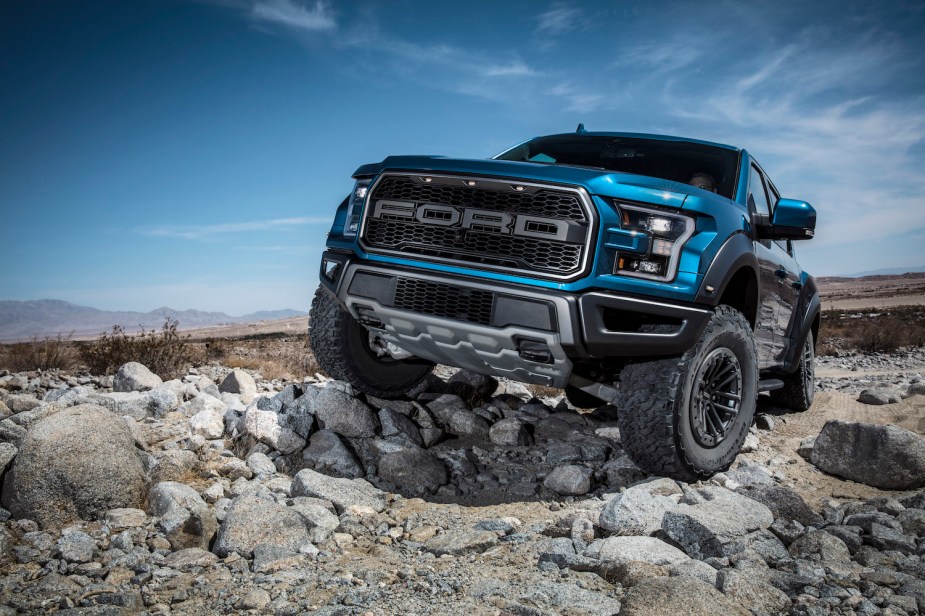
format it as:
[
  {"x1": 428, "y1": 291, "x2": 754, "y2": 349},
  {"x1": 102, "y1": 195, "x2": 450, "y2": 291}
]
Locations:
[
  {"x1": 613, "y1": 202, "x2": 694, "y2": 281},
  {"x1": 343, "y1": 179, "x2": 371, "y2": 238}
]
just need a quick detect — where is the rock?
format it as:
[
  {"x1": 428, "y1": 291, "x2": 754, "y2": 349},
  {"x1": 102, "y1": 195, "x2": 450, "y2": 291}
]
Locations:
[
  {"x1": 379, "y1": 449, "x2": 448, "y2": 494},
  {"x1": 162, "y1": 547, "x2": 218, "y2": 571},
  {"x1": 113, "y1": 362, "x2": 162, "y2": 392},
  {"x1": 301, "y1": 430, "x2": 364, "y2": 479},
  {"x1": 769, "y1": 518, "x2": 806, "y2": 547},
  {"x1": 737, "y1": 485, "x2": 824, "y2": 527},
  {"x1": 543, "y1": 464, "x2": 592, "y2": 496},
  {"x1": 1, "y1": 405, "x2": 147, "y2": 529},
  {"x1": 810, "y1": 420, "x2": 925, "y2": 489},
  {"x1": 488, "y1": 418, "x2": 532, "y2": 446},
  {"x1": 740, "y1": 432, "x2": 759, "y2": 452},
  {"x1": 213, "y1": 494, "x2": 311, "y2": 557},
  {"x1": 312, "y1": 387, "x2": 378, "y2": 437},
  {"x1": 105, "y1": 508, "x2": 147, "y2": 529},
  {"x1": 857, "y1": 387, "x2": 901, "y2": 405},
  {"x1": 866, "y1": 522, "x2": 917, "y2": 553},
  {"x1": 661, "y1": 486, "x2": 773, "y2": 559},
  {"x1": 279, "y1": 389, "x2": 318, "y2": 439},
  {"x1": 670, "y1": 559, "x2": 719, "y2": 586},
  {"x1": 619, "y1": 575, "x2": 750, "y2": 616},
  {"x1": 252, "y1": 544, "x2": 307, "y2": 573},
  {"x1": 289, "y1": 497, "x2": 339, "y2": 544},
  {"x1": 423, "y1": 528, "x2": 498, "y2": 556},
  {"x1": 0, "y1": 442, "x2": 16, "y2": 475},
  {"x1": 54, "y1": 529, "x2": 96, "y2": 563},
  {"x1": 584, "y1": 536, "x2": 690, "y2": 567},
  {"x1": 291, "y1": 468, "x2": 387, "y2": 513},
  {"x1": 788, "y1": 530, "x2": 851, "y2": 563},
  {"x1": 189, "y1": 404, "x2": 225, "y2": 439},
  {"x1": 797, "y1": 436, "x2": 816, "y2": 460},
  {"x1": 147, "y1": 481, "x2": 218, "y2": 550},
  {"x1": 238, "y1": 588, "x2": 271, "y2": 611},
  {"x1": 245, "y1": 452, "x2": 277, "y2": 477},
  {"x1": 898, "y1": 508, "x2": 925, "y2": 536},
  {"x1": 537, "y1": 537, "x2": 577, "y2": 568},
  {"x1": 218, "y1": 369, "x2": 257, "y2": 404},
  {"x1": 447, "y1": 370, "x2": 498, "y2": 402},
  {"x1": 717, "y1": 569, "x2": 791, "y2": 614},
  {"x1": 378, "y1": 408, "x2": 423, "y2": 448},
  {"x1": 906, "y1": 382, "x2": 925, "y2": 397},
  {"x1": 241, "y1": 404, "x2": 306, "y2": 454},
  {"x1": 599, "y1": 485, "x2": 676, "y2": 536}
]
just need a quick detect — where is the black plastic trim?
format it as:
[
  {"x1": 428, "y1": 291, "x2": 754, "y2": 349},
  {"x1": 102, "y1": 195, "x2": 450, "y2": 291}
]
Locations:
[
  {"x1": 578, "y1": 292, "x2": 711, "y2": 357},
  {"x1": 695, "y1": 233, "x2": 759, "y2": 306}
]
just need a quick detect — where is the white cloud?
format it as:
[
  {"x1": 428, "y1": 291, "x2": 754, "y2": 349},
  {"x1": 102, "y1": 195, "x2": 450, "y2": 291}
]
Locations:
[
  {"x1": 137, "y1": 216, "x2": 331, "y2": 240},
  {"x1": 482, "y1": 61, "x2": 538, "y2": 77},
  {"x1": 251, "y1": 0, "x2": 335, "y2": 31},
  {"x1": 536, "y1": 4, "x2": 582, "y2": 35}
]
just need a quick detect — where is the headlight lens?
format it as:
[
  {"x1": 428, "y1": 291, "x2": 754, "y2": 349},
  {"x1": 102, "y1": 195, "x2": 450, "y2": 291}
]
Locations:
[
  {"x1": 343, "y1": 179, "x2": 371, "y2": 238},
  {"x1": 614, "y1": 203, "x2": 694, "y2": 281}
]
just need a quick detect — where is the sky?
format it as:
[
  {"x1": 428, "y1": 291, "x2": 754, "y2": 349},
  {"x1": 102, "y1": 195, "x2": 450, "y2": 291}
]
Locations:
[{"x1": 1, "y1": 0, "x2": 924, "y2": 314}]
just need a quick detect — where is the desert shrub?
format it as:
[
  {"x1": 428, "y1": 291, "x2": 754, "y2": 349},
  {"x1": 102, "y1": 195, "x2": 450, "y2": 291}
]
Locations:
[
  {"x1": 78, "y1": 318, "x2": 192, "y2": 378},
  {"x1": 816, "y1": 306, "x2": 925, "y2": 355},
  {"x1": 1, "y1": 334, "x2": 77, "y2": 372}
]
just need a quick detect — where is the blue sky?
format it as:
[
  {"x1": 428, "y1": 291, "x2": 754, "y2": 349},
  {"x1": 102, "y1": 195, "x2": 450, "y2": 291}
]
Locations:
[{"x1": 2, "y1": 0, "x2": 924, "y2": 314}]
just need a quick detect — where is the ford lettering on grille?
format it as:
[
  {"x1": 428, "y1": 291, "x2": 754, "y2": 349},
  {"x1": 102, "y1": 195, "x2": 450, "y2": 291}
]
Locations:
[{"x1": 360, "y1": 173, "x2": 595, "y2": 279}]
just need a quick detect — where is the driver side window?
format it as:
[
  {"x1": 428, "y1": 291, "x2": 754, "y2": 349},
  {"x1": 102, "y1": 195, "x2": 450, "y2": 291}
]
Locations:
[{"x1": 748, "y1": 165, "x2": 772, "y2": 218}]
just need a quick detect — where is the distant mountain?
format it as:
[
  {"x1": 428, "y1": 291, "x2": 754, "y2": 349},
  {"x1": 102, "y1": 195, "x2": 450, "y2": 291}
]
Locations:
[
  {"x1": 0, "y1": 300, "x2": 306, "y2": 342},
  {"x1": 840, "y1": 265, "x2": 925, "y2": 277}
]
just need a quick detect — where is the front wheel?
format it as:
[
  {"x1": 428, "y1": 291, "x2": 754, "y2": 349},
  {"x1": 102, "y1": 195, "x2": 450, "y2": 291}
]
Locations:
[
  {"x1": 308, "y1": 286, "x2": 433, "y2": 398},
  {"x1": 615, "y1": 305, "x2": 758, "y2": 482},
  {"x1": 770, "y1": 331, "x2": 815, "y2": 412}
]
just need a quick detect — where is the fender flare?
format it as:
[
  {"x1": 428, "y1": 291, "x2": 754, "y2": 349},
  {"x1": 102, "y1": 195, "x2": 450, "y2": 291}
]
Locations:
[{"x1": 695, "y1": 233, "x2": 760, "y2": 308}]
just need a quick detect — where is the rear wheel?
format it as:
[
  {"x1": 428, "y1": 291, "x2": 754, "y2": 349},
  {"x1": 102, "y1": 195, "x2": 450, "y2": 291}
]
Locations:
[
  {"x1": 308, "y1": 285, "x2": 433, "y2": 398},
  {"x1": 615, "y1": 305, "x2": 758, "y2": 482},
  {"x1": 770, "y1": 331, "x2": 815, "y2": 412}
]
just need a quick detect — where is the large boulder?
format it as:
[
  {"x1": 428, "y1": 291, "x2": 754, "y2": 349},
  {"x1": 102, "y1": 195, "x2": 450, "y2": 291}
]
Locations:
[
  {"x1": 544, "y1": 464, "x2": 592, "y2": 496},
  {"x1": 113, "y1": 362, "x2": 163, "y2": 392},
  {"x1": 599, "y1": 484, "x2": 677, "y2": 536},
  {"x1": 218, "y1": 369, "x2": 257, "y2": 404},
  {"x1": 661, "y1": 486, "x2": 773, "y2": 559},
  {"x1": 584, "y1": 536, "x2": 690, "y2": 567},
  {"x1": 810, "y1": 420, "x2": 925, "y2": 489},
  {"x1": 301, "y1": 430, "x2": 364, "y2": 479},
  {"x1": 312, "y1": 387, "x2": 378, "y2": 438},
  {"x1": 378, "y1": 449, "x2": 448, "y2": 494},
  {"x1": 291, "y1": 468, "x2": 387, "y2": 513},
  {"x1": 213, "y1": 494, "x2": 311, "y2": 557},
  {"x1": 1, "y1": 405, "x2": 147, "y2": 529},
  {"x1": 620, "y1": 575, "x2": 750, "y2": 616},
  {"x1": 147, "y1": 481, "x2": 218, "y2": 550},
  {"x1": 240, "y1": 404, "x2": 306, "y2": 454}
]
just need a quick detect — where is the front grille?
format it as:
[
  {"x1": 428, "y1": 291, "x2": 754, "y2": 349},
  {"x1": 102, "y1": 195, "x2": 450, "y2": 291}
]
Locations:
[
  {"x1": 393, "y1": 277, "x2": 494, "y2": 326},
  {"x1": 360, "y1": 173, "x2": 594, "y2": 279},
  {"x1": 374, "y1": 175, "x2": 587, "y2": 222}
]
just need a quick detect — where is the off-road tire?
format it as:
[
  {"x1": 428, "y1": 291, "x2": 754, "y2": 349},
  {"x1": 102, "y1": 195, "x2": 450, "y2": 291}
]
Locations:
[
  {"x1": 770, "y1": 331, "x2": 815, "y2": 412},
  {"x1": 308, "y1": 285, "x2": 433, "y2": 398},
  {"x1": 615, "y1": 305, "x2": 758, "y2": 482}
]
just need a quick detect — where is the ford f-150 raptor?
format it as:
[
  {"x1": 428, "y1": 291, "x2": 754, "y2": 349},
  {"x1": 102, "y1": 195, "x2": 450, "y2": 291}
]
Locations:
[{"x1": 309, "y1": 127, "x2": 819, "y2": 482}]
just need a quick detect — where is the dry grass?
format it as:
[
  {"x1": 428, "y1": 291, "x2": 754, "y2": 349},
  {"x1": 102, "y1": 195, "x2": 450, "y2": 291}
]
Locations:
[
  {"x1": 191, "y1": 333, "x2": 320, "y2": 381},
  {"x1": 817, "y1": 305, "x2": 925, "y2": 355},
  {"x1": 0, "y1": 334, "x2": 78, "y2": 372}
]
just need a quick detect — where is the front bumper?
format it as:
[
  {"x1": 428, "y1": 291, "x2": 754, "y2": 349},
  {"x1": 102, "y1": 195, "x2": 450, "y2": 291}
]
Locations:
[{"x1": 319, "y1": 251, "x2": 710, "y2": 388}]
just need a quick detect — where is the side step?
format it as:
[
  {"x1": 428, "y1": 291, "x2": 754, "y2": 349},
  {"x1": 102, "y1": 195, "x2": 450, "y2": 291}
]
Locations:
[{"x1": 758, "y1": 378, "x2": 785, "y2": 392}]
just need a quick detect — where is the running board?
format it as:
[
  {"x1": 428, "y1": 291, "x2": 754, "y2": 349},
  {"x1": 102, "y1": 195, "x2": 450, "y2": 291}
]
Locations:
[
  {"x1": 759, "y1": 378, "x2": 785, "y2": 392},
  {"x1": 569, "y1": 375, "x2": 620, "y2": 404}
]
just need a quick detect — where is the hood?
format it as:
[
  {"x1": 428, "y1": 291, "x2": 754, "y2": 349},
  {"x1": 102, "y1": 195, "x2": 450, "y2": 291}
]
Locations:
[{"x1": 354, "y1": 155, "x2": 694, "y2": 210}]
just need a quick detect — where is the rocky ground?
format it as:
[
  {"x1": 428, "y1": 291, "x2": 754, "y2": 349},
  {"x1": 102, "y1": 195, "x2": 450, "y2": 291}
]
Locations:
[{"x1": 0, "y1": 351, "x2": 924, "y2": 616}]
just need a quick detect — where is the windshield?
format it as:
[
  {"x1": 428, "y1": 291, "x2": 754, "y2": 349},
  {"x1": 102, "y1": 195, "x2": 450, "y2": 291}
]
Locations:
[{"x1": 495, "y1": 135, "x2": 739, "y2": 199}]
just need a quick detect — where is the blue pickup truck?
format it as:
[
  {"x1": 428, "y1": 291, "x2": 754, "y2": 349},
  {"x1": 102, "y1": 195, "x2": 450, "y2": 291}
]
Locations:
[{"x1": 309, "y1": 128, "x2": 819, "y2": 481}]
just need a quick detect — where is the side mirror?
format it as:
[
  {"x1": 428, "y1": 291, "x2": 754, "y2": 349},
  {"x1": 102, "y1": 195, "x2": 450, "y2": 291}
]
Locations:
[{"x1": 758, "y1": 198, "x2": 816, "y2": 240}]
